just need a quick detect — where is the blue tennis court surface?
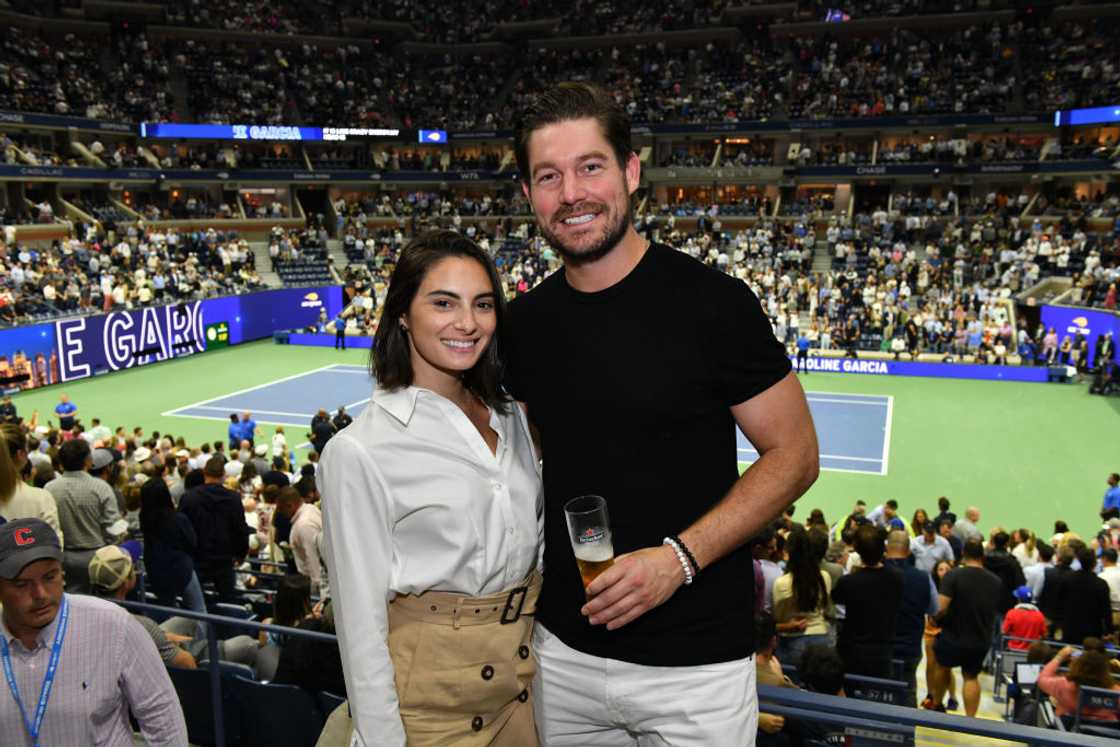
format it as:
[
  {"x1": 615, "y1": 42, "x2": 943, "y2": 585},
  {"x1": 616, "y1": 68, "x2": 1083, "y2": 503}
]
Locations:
[
  {"x1": 167, "y1": 365, "x2": 892, "y2": 474},
  {"x1": 737, "y1": 392, "x2": 893, "y2": 475},
  {"x1": 163, "y1": 364, "x2": 374, "y2": 429}
]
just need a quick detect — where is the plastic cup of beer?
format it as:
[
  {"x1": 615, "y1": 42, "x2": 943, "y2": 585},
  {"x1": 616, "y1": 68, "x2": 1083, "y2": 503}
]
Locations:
[{"x1": 564, "y1": 495, "x2": 615, "y2": 591}]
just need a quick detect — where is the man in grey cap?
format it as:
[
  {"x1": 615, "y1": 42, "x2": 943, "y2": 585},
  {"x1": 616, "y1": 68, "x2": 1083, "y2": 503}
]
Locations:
[
  {"x1": 44, "y1": 439, "x2": 126, "y2": 592},
  {"x1": 0, "y1": 519, "x2": 187, "y2": 746}
]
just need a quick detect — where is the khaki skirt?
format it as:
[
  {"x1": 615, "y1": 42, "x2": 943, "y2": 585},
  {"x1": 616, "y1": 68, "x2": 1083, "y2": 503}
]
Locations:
[{"x1": 382, "y1": 572, "x2": 541, "y2": 746}]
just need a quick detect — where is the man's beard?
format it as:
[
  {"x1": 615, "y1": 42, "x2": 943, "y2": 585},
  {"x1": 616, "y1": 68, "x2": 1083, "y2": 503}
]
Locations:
[{"x1": 539, "y1": 198, "x2": 632, "y2": 268}]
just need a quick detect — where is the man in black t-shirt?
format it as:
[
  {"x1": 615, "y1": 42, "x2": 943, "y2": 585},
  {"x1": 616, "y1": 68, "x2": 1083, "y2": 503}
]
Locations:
[
  {"x1": 931, "y1": 539, "x2": 1003, "y2": 717},
  {"x1": 831, "y1": 524, "x2": 903, "y2": 679},
  {"x1": 507, "y1": 83, "x2": 819, "y2": 745}
]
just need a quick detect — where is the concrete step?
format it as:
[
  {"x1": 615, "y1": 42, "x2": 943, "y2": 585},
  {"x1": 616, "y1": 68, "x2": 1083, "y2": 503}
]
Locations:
[{"x1": 248, "y1": 242, "x2": 282, "y2": 288}]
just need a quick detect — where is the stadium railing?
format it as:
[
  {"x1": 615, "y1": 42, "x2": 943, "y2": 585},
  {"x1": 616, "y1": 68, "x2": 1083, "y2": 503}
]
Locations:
[
  {"x1": 758, "y1": 685, "x2": 1118, "y2": 746},
  {"x1": 116, "y1": 599, "x2": 338, "y2": 747},
  {"x1": 118, "y1": 600, "x2": 1118, "y2": 747}
]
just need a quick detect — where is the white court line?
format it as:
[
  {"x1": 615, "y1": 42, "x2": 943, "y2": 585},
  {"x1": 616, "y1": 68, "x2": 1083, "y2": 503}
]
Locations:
[
  {"x1": 806, "y1": 390, "x2": 893, "y2": 401},
  {"x1": 880, "y1": 396, "x2": 894, "y2": 476},
  {"x1": 163, "y1": 413, "x2": 306, "y2": 427},
  {"x1": 806, "y1": 397, "x2": 889, "y2": 406},
  {"x1": 737, "y1": 456, "x2": 875, "y2": 476},
  {"x1": 737, "y1": 447, "x2": 882, "y2": 464},
  {"x1": 189, "y1": 405, "x2": 317, "y2": 419},
  {"x1": 160, "y1": 364, "x2": 338, "y2": 417}
]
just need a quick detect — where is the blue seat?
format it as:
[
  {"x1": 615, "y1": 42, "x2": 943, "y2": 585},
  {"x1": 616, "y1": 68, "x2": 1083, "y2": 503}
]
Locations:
[
  {"x1": 209, "y1": 602, "x2": 257, "y2": 640},
  {"x1": 168, "y1": 665, "x2": 242, "y2": 747},
  {"x1": 230, "y1": 676, "x2": 326, "y2": 746},
  {"x1": 844, "y1": 673, "x2": 909, "y2": 706},
  {"x1": 1073, "y1": 685, "x2": 1120, "y2": 735},
  {"x1": 317, "y1": 690, "x2": 346, "y2": 719}
]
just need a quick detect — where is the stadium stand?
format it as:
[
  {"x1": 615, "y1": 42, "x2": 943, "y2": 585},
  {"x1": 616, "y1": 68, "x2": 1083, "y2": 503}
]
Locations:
[{"x1": 0, "y1": 0, "x2": 1119, "y2": 742}]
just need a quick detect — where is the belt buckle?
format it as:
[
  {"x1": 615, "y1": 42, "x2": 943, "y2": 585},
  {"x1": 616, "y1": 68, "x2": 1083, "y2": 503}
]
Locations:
[{"x1": 500, "y1": 586, "x2": 528, "y2": 625}]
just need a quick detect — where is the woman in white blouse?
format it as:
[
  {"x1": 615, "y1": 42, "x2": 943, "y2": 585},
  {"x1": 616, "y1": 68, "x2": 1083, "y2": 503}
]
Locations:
[{"x1": 321, "y1": 231, "x2": 543, "y2": 747}]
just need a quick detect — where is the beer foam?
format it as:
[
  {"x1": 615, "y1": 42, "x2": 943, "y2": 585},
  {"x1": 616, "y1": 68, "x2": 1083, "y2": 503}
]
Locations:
[{"x1": 574, "y1": 542, "x2": 614, "y2": 563}]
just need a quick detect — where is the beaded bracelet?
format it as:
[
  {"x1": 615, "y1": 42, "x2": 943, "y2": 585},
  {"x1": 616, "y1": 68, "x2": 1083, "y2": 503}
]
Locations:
[
  {"x1": 669, "y1": 533, "x2": 700, "y2": 577},
  {"x1": 663, "y1": 537, "x2": 694, "y2": 585}
]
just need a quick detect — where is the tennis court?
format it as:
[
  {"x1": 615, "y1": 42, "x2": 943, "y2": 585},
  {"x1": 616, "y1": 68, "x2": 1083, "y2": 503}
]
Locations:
[{"x1": 738, "y1": 392, "x2": 892, "y2": 475}]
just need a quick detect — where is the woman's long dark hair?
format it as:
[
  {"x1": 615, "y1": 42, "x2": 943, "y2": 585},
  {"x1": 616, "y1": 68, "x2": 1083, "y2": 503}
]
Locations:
[
  {"x1": 371, "y1": 230, "x2": 509, "y2": 412},
  {"x1": 139, "y1": 477, "x2": 176, "y2": 540},
  {"x1": 787, "y1": 526, "x2": 828, "y2": 612},
  {"x1": 274, "y1": 574, "x2": 312, "y2": 627}
]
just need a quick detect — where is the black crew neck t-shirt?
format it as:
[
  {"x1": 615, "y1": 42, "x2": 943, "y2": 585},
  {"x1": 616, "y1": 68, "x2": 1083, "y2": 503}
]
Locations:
[
  {"x1": 506, "y1": 242, "x2": 791, "y2": 666},
  {"x1": 940, "y1": 565, "x2": 1004, "y2": 649}
]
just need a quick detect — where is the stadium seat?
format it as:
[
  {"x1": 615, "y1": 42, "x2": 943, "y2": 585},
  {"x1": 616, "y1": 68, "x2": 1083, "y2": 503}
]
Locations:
[
  {"x1": 843, "y1": 674, "x2": 909, "y2": 707},
  {"x1": 209, "y1": 602, "x2": 257, "y2": 640},
  {"x1": 1072, "y1": 685, "x2": 1120, "y2": 735},
  {"x1": 168, "y1": 665, "x2": 242, "y2": 747},
  {"x1": 230, "y1": 676, "x2": 326, "y2": 746}
]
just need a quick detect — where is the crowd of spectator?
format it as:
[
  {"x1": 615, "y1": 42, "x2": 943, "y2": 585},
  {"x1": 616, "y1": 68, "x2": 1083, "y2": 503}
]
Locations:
[
  {"x1": 0, "y1": 225, "x2": 266, "y2": 326},
  {"x1": 0, "y1": 404, "x2": 345, "y2": 696},
  {"x1": 6, "y1": 394, "x2": 1120, "y2": 733},
  {"x1": 748, "y1": 490, "x2": 1120, "y2": 734},
  {"x1": 788, "y1": 24, "x2": 1018, "y2": 120},
  {"x1": 0, "y1": 9, "x2": 1117, "y2": 129}
]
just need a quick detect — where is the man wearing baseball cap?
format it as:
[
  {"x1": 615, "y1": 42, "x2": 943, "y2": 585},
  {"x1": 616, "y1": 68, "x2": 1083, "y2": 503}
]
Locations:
[{"x1": 0, "y1": 519, "x2": 186, "y2": 745}]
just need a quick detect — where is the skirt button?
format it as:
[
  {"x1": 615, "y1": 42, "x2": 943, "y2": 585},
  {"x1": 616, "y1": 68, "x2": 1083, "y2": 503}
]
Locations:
[
  {"x1": 471, "y1": 716, "x2": 484, "y2": 731},
  {"x1": 518, "y1": 645, "x2": 530, "y2": 660},
  {"x1": 481, "y1": 665, "x2": 495, "y2": 681},
  {"x1": 518, "y1": 689, "x2": 529, "y2": 703}
]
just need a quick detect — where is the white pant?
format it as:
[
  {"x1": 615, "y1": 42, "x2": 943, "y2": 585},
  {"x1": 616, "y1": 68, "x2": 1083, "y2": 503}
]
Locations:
[{"x1": 532, "y1": 622, "x2": 758, "y2": 746}]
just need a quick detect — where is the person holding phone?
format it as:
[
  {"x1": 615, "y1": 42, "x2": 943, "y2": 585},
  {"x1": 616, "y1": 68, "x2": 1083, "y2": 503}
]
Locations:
[{"x1": 320, "y1": 231, "x2": 543, "y2": 747}]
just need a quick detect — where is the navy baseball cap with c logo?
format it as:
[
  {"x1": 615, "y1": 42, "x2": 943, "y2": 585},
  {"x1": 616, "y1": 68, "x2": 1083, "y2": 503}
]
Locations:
[{"x1": 0, "y1": 518, "x2": 63, "y2": 579}]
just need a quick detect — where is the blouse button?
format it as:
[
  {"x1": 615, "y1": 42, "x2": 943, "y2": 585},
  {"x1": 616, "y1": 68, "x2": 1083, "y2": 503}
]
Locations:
[
  {"x1": 518, "y1": 645, "x2": 529, "y2": 660},
  {"x1": 471, "y1": 716, "x2": 484, "y2": 731},
  {"x1": 518, "y1": 689, "x2": 529, "y2": 703},
  {"x1": 481, "y1": 665, "x2": 494, "y2": 680}
]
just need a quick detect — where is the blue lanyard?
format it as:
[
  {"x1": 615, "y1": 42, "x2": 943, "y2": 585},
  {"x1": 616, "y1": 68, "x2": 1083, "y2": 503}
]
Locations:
[{"x1": 2, "y1": 595, "x2": 69, "y2": 747}]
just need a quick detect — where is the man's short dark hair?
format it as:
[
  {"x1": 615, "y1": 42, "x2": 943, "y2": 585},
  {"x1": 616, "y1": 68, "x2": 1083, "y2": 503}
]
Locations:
[
  {"x1": 58, "y1": 438, "x2": 90, "y2": 472},
  {"x1": 204, "y1": 456, "x2": 225, "y2": 478},
  {"x1": 371, "y1": 231, "x2": 509, "y2": 413},
  {"x1": 1054, "y1": 520, "x2": 1069, "y2": 534},
  {"x1": 1103, "y1": 548, "x2": 1118, "y2": 564},
  {"x1": 800, "y1": 645, "x2": 845, "y2": 695},
  {"x1": 885, "y1": 499, "x2": 898, "y2": 510},
  {"x1": 514, "y1": 82, "x2": 632, "y2": 185},
  {"x1": 295, "y1": 473, "x2": 316, "y2": 499},
  {"x1": 1034, "y1": 540, "x2": 1053, "y2": 562},
  {"x1": 853, "y1": 524, "x2": 885, "y2": 565},
  {"x1": 184, "y1": 468, "x2": 205, "y2": 491},
  {"x1": 1076, "y1": 545, "x2": 1096, "y2": 572},
  {"x1": 938, "y1": 496, "x2": 950, "y2": 512},
  {"x1": 963, "y1": 538, "x2": 985, "y2": 561},
  {"x1": 992, "y1": 531, "x2": 1010, "y2": 550}
]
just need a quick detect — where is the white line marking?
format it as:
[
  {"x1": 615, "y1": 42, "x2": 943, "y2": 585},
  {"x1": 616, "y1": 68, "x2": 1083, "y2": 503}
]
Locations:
[
  {"x1": 806, "y1": 390, "x2": 893, "y2": 400},
  {"x1": 806, "y1": 397, "x2": 889, "y2": 406},
  {"x1": 189, "y1": 405, "x2": 316, "y2": 419},
  {"x1": 737, "y1": 447, "x2": 882, "y2": 463},
  {"x1": 160, "y1": 364, "x2": 338, "y2": 417},
  {"x1": 345, "y1": 398, "x2": 369, "y2": 410},
  {"x1": 163, "y1": 413, "x2": 306, "y2": 427},
  {"x1": 880, "y1": 395, "x2": 894, "y2": 476},
  {"x1": 738, "y1": 458, "x2": 876, "y2": 476}
]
